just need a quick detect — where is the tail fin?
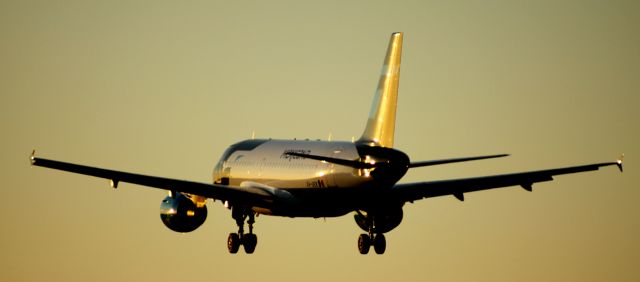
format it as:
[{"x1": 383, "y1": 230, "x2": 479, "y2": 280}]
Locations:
[{"x1": 358, "y1": 32, "x2": 403, "y2": 148}]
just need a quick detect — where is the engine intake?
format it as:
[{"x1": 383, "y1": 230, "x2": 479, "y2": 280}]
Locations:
[{"x1": 160, "y1": 193, "x2": 207, "y2": 233}]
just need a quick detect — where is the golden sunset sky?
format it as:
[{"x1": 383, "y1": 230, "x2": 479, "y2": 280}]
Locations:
[{"x1": 1, "y1": 1, "x2": 638, "y2": 281}]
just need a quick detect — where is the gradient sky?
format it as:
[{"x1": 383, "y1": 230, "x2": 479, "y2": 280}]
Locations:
[{"x1": 1, "y1": 1, "x2": 638, "y2": 281}]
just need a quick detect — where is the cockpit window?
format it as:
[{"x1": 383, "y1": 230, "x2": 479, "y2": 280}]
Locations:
[{"x1": 219, "y1": 139, "x2": 269, "y2": 163}]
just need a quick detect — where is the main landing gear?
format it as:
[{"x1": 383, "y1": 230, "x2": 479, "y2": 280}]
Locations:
[
  {"x1": 358, "y1": 232, "x2": 386, "y2": 255},
  {"x1": 227, "y1": 207, "x2": 257, "y2": 254},
  {"x1": 355, "y1": 211, "x2": 395, "y2": 255}
]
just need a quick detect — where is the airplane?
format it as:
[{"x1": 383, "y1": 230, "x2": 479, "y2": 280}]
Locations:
[{"x1": 30, "y1": 32, "x2": 623, "y2": 255}]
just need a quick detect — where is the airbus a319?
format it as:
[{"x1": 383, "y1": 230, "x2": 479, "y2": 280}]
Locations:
[{"x1": 31, "y1": 32, "x2": 623, "y2": 255}]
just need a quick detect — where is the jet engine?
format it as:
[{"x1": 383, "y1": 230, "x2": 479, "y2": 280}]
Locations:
[
  {"x1": 160, "y1": 193, "x2": 207, "y2": 233},
  {"x1": 354, "y1": 208, "x2": 403, "y2": 234}
]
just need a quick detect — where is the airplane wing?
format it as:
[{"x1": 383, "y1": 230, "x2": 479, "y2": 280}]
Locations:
[
  {"x1": 29, "y1": 152, "x2": 277, "y2": 207},
  {"x1": 393, "y1": 158, "x2": 623, "y2": 202}
]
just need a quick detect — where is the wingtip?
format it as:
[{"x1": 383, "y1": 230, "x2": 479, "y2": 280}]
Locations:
[
  {"x1": 30, "y1": 150, "x2": 36, "y2": 165},
  {"x1": 616, "y1": 154, "x2": 624, "y2": 172}
]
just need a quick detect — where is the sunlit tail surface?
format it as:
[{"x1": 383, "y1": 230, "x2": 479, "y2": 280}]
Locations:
[
  {"x1": 30, "y1": 32, "x2": 623, "y2": 255},
  {"x1": 358, "y1": 32, "x2": 403, "y2": 148}
]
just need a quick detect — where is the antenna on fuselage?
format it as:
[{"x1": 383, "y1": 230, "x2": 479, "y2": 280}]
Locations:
[{"x1": 251, "y1": 131, "x2": 256, "y2": 140}]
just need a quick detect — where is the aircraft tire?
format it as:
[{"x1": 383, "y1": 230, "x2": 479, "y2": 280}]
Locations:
[
  {"x1": 243, "y1": 233, "x2": 257, "y2": 254},
  {"x1": 373, "y1": 234, "x2": 386, "y2": 254},
  {"x1": 228, "y1": 233, "x2": 241, "y2": 254},
  {"x1": 358, "y1": 233, "x2": 371, "y2": 254}
]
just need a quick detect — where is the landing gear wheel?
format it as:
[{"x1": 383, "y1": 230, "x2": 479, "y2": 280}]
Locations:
[
  {"x1": 243, "y1": 233, "x2": 258, "y2": 254},
  {"x1": 358, "y1": 234, "x2": 371, "y2": 254},
  {"x1": 373, "y1": 234, "x2": 386, "y2": 254},
  {"x1": 227, "y1": 233, "x2": 241, "y2": 254}
]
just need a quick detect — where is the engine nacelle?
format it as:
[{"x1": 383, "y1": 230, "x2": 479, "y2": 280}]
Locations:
[
  {"x1": 354, "y1": 208, "x2": 403, "y2": 234},
  {"x1": 160, "y1": 193, "x2": 207, "y2": 233}
]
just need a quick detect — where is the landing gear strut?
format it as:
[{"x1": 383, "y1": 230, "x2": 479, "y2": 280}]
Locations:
[{"x1": 227, "y1": 207, "x2": 258, "y2": 254}]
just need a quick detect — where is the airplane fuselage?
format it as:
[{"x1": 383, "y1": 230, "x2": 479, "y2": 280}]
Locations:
[{"x1": 212, "y1": 139, "x2": 409, "y2": 217}]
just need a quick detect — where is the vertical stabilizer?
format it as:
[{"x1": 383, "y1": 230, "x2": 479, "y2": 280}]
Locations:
[{"x1": 358, "y1": 32, "x2": 403, "y2": 148}]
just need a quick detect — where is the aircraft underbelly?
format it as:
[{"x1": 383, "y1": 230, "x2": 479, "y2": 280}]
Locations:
[{"x1": 252, "y1": 187, "x2": 372, "y2": 218}]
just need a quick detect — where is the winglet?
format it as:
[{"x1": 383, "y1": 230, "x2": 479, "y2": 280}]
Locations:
[
  {"x1": 30, "y1": 150, "x2": 36, "y2": 165},
  {"x1": 616, "y1": 154, "x2": 624, "y2": 172}
]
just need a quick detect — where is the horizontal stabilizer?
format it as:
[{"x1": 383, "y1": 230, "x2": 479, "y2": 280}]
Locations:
[
  {"x1": 284, "y1": 152, "x2": 376, "y2": 169},
  {"x1": 409, "y1": 154, "x2": 509, "y2": 168}
]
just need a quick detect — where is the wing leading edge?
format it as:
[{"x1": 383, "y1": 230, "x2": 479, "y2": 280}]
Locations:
[{"x1": 393, "y1": 157, "x2": 623, "y2": 202}]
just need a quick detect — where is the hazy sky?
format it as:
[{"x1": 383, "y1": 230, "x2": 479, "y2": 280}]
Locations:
[{"x1": 1, "y1": 1, "x2": 638, "y2": 281}]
